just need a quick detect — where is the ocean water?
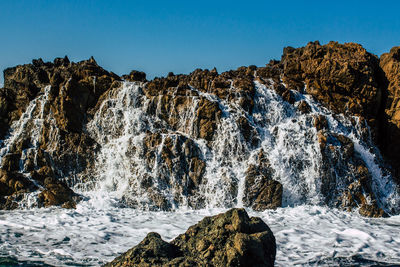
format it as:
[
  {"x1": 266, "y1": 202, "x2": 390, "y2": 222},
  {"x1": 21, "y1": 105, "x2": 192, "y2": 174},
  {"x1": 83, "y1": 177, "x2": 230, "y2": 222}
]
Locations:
[{"x1": 0, "y1": 199, "x2": 399, "y2": 266}]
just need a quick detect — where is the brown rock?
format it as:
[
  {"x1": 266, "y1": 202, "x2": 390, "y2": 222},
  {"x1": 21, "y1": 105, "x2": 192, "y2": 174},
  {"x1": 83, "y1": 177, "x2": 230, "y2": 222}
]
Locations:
[
  {"x1": 122, "y1": 70, "x2": 147, "y2": 82},
  {"x1": 282, "y1": 41, "x2": 382, "y2": 131},
  {"x1": 297, "y1": 100, "x2": 312, "y2": 114},
  {"x1": 319, "y1": 132, "x2": 386, "y2": 217},
  {"x1": 243, "y1": 151, "x2": 282, "y2": 210},
  {"x1": 142, "y1": 132, "x2": 206, "y2": 209},
  {"x1": 105, "y1": 208, "x2": 276, "y2": 267},
  {"x1": 314, "y1": 114, "x2": 328, "y2": 131},
  {"x1": 38, "y1": 177, "x2": 79, "y2": 208}
]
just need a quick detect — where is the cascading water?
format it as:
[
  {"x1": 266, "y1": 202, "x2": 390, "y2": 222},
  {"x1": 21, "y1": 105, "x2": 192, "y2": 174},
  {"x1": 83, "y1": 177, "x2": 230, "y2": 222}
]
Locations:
[
  {"x1": 79, "y1": 79, "x2": 399, "y2": 214},
  {"x1": 0, "y1": 85, "x2": 56, "y2": 170}
]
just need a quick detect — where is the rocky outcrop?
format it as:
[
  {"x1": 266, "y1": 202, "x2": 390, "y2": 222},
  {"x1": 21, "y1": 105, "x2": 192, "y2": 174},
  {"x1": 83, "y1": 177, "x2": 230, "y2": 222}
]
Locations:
[
  {"x1": 141, "y1": 132, "x2": 206, "y2": 210},
  {"x1": 317, "y1": 130, "x2": 386, "y2": 217},
  {"x1": 0, "y1": 56, "x2": 120, "y2": 209},
  {"x1": 281, "y1": 41, "x2": 382, "y2": 128},
  {"x1": 379, "y1": 46, "x2": 400, "y2": 181},
  {"x1": 243, "y1": 151, "x2": 282, "y2": 211},
  {"x1": 144, "y1": 76, "x2": 222, "y2": 141},
  {"x1": 105, "y1": 208, "x2": 276, "y2": 267}
]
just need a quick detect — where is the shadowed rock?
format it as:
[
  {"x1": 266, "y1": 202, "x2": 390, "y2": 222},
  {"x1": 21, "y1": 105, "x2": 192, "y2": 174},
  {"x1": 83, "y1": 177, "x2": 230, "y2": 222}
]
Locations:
[{"x1": 379, "y1": 46, "x2": 400, "y2": 182}]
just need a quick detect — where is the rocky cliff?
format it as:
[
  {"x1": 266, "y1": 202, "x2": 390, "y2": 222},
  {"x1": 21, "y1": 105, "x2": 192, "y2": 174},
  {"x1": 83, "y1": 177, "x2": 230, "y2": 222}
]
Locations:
[{"x1": 0, "y1": 41, "x2": 399, "y2": 217}]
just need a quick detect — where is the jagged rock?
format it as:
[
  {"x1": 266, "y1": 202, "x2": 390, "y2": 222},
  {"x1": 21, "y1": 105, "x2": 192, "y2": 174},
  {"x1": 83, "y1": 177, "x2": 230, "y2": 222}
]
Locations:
[
  {"x1": 142, "y1": 132, "x2": 206, "y2": 209},
  {"x1": 144, "y1": 78, "x2": 222, "y2": 141},
  {"x1": 105, "y1": 232, "x2": 183, "y2": 267},
  {"x1": 314, "y1": 114, "x2": 328, "y2": 131},
  {"x1": 243, "y1": 151, "x2": 282, "y2": 210},
  {"x1": 1, "y1": 56, "x2": 119, "y2": 137},
  {"x1": 379, "y1": 46, "x2": 400, "y2": 182},
  {"x1": 282, "y1": 41, "x2": 382, "y2": 132},
  {"x1": 237, "y1": 116, "x2": 259, "y2": 146},
  {"x1": 0, "y1": 170, "x2": 37, "y2": 196},
  {"x1": 0, "y1": 169, "x2": 38, "y2": 209},
  {"x1": 1, "y1": 43, "x2": 399, "y2": 216},
  {"x1": 318, "y1": 132, "x2": 386, "y2": 217},
  {"x1": 38, "y1": 177, "x2": 79, "y2": 208},
  {"x1": 281, "y1": 89, "x2": 296, "y2": 104},
  {"x1": 0, "y1": 57, "x2": 117, "y2": 209},
  {"x1": 105, "y1": 208, "x2": 276, "y2": 267},
  {"x1": 122, "y1": 70, "x2": 147, "y2": 82},
  {"x1": 257, "y1": 60, "x2": 282, "y2": 84},
  {"x1": 1, "y1": 153, "x2": 21, "y2": 172},
  {"x1": 297, "y1": 100, "x2": 311, "y2": 114}
]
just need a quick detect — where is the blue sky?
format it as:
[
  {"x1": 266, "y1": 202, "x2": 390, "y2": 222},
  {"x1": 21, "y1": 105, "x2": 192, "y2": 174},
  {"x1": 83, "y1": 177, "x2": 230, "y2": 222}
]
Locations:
[{"x1": 0, "y1": 0, "x2": 399, "y2": 84}]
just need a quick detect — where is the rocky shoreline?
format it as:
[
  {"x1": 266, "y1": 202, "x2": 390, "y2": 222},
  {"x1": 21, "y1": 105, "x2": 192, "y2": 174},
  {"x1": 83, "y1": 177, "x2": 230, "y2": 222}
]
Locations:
[{"x1": 0, "y1": 41, "x2": 399, "y2": 217}]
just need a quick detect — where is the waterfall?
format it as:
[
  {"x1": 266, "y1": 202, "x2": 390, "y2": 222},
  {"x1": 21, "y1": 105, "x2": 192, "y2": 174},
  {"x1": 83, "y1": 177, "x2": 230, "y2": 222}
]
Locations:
[
  {"x1": 0, "y1": 85, "x2": 57, "y2": 174},
  {"x1": 81, "y1": 80, "x2": 399, "y2": 214},
  {"x1": 0, "y1": 78, "x2": 398, "y2": 213}
]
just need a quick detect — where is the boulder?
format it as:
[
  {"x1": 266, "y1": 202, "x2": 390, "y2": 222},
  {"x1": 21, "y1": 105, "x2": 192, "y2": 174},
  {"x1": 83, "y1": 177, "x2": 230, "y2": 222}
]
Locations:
[
  {"x1": 38, "y1": 177, "x2": 79, "y2": 209},
  {"x1": 243, "y1": 151, "x2": 282, "y2": 210},
  {"x1": 105, "y1": 208, "x2": 276, "y2": 267},
  {"x1": 122, "y1": 70, "x2": 147, "y2": 82},
  {"x1": 0, "y1": 169, "x2": 38, "y2": 210}
]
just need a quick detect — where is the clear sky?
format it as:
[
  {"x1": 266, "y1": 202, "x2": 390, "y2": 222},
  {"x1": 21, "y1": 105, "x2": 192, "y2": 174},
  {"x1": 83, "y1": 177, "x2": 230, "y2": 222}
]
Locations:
[{"x1": 0, "y1": 0, "x2": 399, "y2": 85}]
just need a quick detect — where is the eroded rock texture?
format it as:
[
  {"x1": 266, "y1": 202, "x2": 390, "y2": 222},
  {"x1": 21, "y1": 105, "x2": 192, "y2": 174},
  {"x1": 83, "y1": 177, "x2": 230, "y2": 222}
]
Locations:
[{"x1": 105, "y1": 208, "x2": 276, "y2": 267}]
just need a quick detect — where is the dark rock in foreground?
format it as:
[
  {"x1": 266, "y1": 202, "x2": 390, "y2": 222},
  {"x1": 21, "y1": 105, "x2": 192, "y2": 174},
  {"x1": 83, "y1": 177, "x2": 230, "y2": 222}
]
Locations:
[{"x1": 105, "y1": 208, "x2": 276, "y2": 267}]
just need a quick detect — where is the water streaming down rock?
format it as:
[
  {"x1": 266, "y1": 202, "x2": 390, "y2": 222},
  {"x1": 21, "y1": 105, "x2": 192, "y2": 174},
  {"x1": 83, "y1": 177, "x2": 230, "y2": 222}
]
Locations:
[
  {"x1": 0, "y1": 85, "x2": 57, "y2": 208},
  {"x1": 82, "y1": 78, "x2": 399, "y2": 215},
  {"x1": 0, "y1": 75, "x2": 398, "y2": 215}
]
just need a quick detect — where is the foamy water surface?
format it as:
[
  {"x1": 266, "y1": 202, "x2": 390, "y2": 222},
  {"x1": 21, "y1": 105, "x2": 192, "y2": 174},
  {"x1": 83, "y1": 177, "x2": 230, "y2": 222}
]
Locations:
[{"x1": 0, "y1": 199, "x2": 399, "y2": 266}]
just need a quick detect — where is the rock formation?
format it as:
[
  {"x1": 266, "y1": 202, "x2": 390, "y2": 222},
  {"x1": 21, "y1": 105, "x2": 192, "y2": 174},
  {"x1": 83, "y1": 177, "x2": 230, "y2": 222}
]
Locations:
[
  {"x1": 104, "y1": 208, "x2": 276, "y2": 267},
  {"x1": 1, "y1": 41, "x2": 400, "y2": 217},
  {"x1": 0, "y1": 56, "x2": 120, "y2": 208}
]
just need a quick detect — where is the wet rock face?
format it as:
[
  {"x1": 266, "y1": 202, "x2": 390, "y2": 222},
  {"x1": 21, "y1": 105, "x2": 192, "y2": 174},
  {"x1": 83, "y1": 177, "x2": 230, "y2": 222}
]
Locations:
[
  {"x1": 317, "y1": 131, "x2": 386, "y2": 217},
  {"x1": 143, "y1": 67, "x2": 257, "y2": 142},
  {"x1": 1, "y1": 56, "x2": 119, "y2": 136},
  {"x1": 243, "y1": 151, "x2": 282, "y2": 211},
  {"x1": 144, "y1": 81, "x2": 222, "y2": 141},
  {"x1": 379, "y1": 46, "x2": 400, "y2": 181},
  {"x1": 141, "y1": 132, "x2": 206, "y2": 210},
  {"x1": 0, "y1": 169, "x2": 38, "y2": 209},
  {"x1": 105, "y1": 208, "x2": 276, "y2": 267},
  {"x1": 0, "y1": 56, "x2": 119, "y2": 209},
  {"x1": 282, "y1": 41, "x2": 382, "y2": 129}
]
